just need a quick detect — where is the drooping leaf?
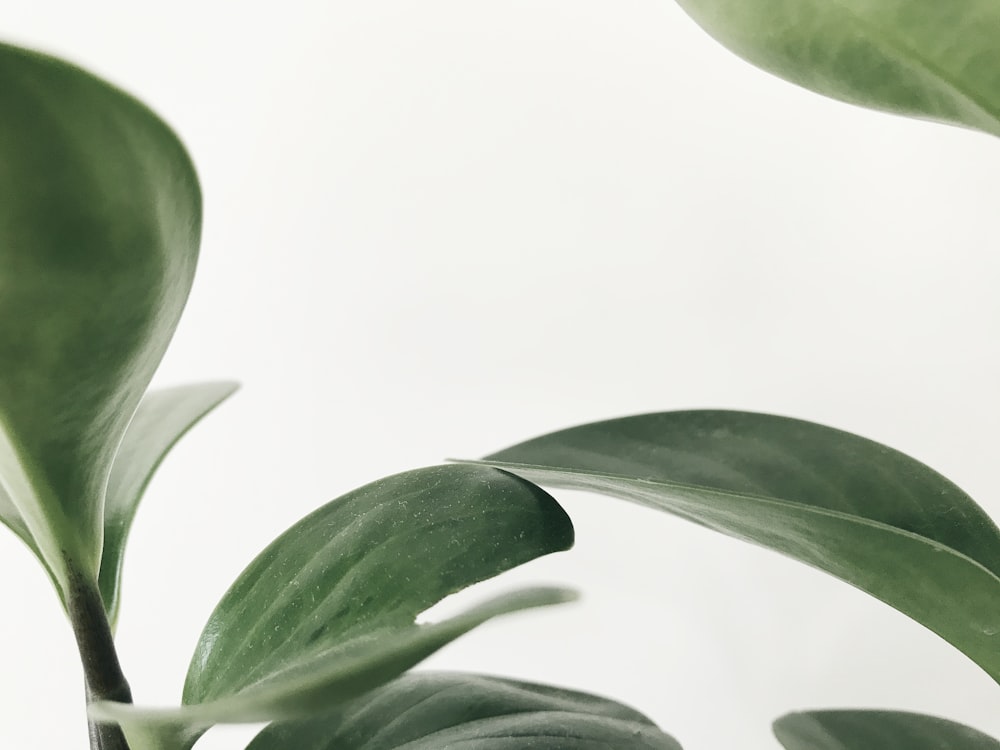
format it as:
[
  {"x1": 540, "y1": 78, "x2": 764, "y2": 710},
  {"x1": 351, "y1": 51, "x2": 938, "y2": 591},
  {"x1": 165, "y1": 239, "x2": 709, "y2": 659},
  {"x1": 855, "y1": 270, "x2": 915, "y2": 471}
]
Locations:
[
  {"x1": 100, "y1": 381, "x2": 239, "y2": 627},
  {"x1": 472, "y1": 410, "x2": 1000, "y2": 682},
  {"x1": 90, "y1": 465, "x2": 576, "y2": 749},
  {"x1": 774, "y1": 710, "x2": 1000, "y2": 750},
  {"x1": 246, "y1": 671, "x2": 681, "y2": 749},
  {"x1": 672, "y1": 0, "x2": 1000, "y2": 138},
  {"x1": 0, "y1": 42, "x2": 201, "y2": 596}
]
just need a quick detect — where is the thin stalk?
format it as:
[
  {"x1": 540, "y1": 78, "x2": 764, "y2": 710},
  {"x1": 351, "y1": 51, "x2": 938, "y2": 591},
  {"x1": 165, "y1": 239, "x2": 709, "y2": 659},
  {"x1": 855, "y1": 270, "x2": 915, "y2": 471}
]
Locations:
[{"x1": 67, "y1": 568, "x2": 133, "y2": 750}]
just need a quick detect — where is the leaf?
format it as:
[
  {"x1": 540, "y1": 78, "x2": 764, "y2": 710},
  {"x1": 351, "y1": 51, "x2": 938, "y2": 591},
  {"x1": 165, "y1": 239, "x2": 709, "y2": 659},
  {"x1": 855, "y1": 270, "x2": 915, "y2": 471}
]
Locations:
[
  {"x1": 90, "y1": 465, "x2": 576, "y2": 749},
  {"x1": 94, "y1": 590, "x2": 574, "y2": 750},
  {"x1": 0, "y1": 42, "x2": 201, "y2": 596},
  {"x1": 672, "y1": 0, "x2": 1000, "y2": 138},
  {"x1": 774, "y1": 710, "x2": 1000, "y2": 750},
  {"x1": 470, "y1": 410, "x2": 1000, "y2": 683},
  {"x1": 245, "y1": 671, "x2": 681, "y2": 749},
  {"x1": 99, "y1": 381, "x2": 239, "y2": 627}
]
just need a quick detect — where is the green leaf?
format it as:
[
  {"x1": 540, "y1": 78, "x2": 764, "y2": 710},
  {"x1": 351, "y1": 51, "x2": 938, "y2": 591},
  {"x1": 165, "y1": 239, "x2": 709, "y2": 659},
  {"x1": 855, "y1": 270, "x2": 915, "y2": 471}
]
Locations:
[
  {"x1": 90, "y1": 465, "x2": 575, "y2": 749},
  {"x1": 246, "y1": 671, "x2": 681, "y2": 749},
  {"x1": 672, "y1": 0, "x2": 1000, "y2": 138},
  {"x1": 0, "y1": 42, "x2": 201, "y2": 596},
  {"x1": 99, "y1": 381, "x2": 239, "y2": 627},
  {"x1": 471, "y1": 410, "x2": 1000, "y2": 683},
  {"x1": 774, "y1": 710, "x2": 1000, "y2": 750}
]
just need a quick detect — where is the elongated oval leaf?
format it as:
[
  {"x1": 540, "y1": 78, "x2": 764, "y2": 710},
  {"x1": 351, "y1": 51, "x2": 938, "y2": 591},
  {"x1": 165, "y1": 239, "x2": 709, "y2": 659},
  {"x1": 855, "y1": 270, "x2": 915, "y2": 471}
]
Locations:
[
  {"x1": 774, "y1": 710, "x2": 1000, "y2": 750},
  {"x1": 0, "y1": 42, "x2": 201, "y2": 593},
  {"x1": 246, "y1": 671, "x2": 681, "y2": 749},
  {"x1": 100, "y1": 381, "x2": 239, "y2": 627},
  {"x1": 94, "y1": 590, "x2": 574, "y2": 750},
  {"x1": 91, "y1": 465, "x2": 575, "y2": 749},
  {"x1": 472, "y1": 410, "x2": 1000, "y2": 683},
  {"x1": 673, "y1": 0, "x2": 1000, "y2": 138}
]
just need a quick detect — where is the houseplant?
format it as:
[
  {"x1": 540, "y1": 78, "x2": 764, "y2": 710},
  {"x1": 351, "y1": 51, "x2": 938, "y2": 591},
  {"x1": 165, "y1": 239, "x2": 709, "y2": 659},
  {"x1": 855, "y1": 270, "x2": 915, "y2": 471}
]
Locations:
[{"x1": 1, "y1": 1, "x2": 1000, "y2": 750}]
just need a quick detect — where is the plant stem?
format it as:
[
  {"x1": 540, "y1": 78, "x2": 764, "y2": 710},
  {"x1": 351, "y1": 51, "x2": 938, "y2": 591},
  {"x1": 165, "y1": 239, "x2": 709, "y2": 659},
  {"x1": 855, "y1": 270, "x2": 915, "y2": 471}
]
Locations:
[{"x1": 67, "y1": 568, "x2": 133, "y2": 750}]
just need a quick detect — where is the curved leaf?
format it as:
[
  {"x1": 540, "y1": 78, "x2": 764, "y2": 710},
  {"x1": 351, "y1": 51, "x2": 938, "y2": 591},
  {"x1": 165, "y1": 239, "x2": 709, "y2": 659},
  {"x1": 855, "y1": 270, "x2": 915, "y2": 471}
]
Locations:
[
  {"x1": 246, "y1": 671, "x2": 681, "y2": 749},
  {"x1": 672, "y1": 0, "x2": 1000, "y2": 138},
  {"x1": 91, "y1": 465, "x2": 576, "y2": 748},
  {"x1": 93, "y1": 590, "x2": 573, "y2": 750},
  {"x1": 100, "y1": 381, "x2": 239, "y2": 627},
  {"x1": 774, "y1": 710, "x2": 1000, "y2": 750},
  {"x1": 0, "y1": 42, "x2": 201, "y2": 595},
  {"x1": 472, "y1": 410, "x2": 1000, "y2": 683}
]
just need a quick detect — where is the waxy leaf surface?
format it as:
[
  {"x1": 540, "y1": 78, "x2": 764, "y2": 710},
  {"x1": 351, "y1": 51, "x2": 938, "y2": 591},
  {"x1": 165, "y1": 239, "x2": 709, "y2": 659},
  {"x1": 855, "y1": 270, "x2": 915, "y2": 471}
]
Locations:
[
  {"x1": 673, "y1": 0, "x2": 1000, "y2": 138},
  {"x1": 475, "y1": 410, "x2": 1000, "y2": 682},
  {"x1": 0, "y1": 42, "x2": 201, "y2": 594},
  {"x1": 774, "y1": 710, "x2": 1000, "y2": 750},
  {"x1": 100, "y1": 381, "x2": 239, "y2": 627},
  {"x1": 91, "y1": 465, "x2": 575, "y2": 749},
  {"x1": 246, "y1": 671, "x2": 681, "y2": 749}
]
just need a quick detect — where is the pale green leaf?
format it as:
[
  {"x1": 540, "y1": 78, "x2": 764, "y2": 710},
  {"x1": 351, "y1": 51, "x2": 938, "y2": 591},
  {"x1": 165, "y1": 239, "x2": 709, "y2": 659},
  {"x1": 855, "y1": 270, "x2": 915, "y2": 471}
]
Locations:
[
  {"x1": 0, "y1": 42, "x2": 201, "y2": 595},
  {"x1": 673, "y1": 0, "x2": 1000, "y2": 138},
  {"x1": 472, "y1": 410, "x2": 1000, "y2": 682},
  {"x1": 100, "y1": 381, "x2": 239, "y2": 626},
  {"x1": 246, "y1": 671, "x2": 681, "y2": 749},
  {"x1": 774, "y1": 710, "x2": 1000, "y2": 750},
  {"x1": 93, "y1": 590, "x2": 574, "y2": 750}
]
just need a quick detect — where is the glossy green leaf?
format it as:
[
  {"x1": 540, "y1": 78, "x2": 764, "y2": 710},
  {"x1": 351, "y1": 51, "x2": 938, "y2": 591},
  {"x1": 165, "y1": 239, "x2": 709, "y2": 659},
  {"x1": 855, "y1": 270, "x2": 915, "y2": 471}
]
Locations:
[
  {"x1": 774, "y1": 710, "x2": 1000, "y2": 750},
  {"x1": 246, "y1": 671, "x2": 681, "y2": 749},
  {"x1": 673, "y1": 0, "x2": 1000, "y2": 138},
  {"x1": 90, "y1": 465, "x2": 575, "y2": 749},
  {"x1": 473, "y1": 410, "x2": 1000, "y2": 683},
  {"x1": 0, "y1": 42, "x2": 201, "y2": 595},
  {"x1": 99, "y1": 381, "x2": 239, "y2": 627}
]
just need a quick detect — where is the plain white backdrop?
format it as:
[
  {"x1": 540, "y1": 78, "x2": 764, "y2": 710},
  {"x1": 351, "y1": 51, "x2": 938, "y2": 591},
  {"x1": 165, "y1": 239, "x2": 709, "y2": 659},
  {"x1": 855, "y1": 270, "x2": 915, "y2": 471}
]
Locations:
[{"x1": 2, "y1": 2, "x2": 1000, "y2": 748}]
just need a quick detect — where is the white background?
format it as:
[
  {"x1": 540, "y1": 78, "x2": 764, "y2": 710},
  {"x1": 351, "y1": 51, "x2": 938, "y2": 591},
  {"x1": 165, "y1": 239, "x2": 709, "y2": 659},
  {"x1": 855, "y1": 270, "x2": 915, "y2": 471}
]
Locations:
[{"x1": 2, "y1": 2, "x2": 1000, "y2": 748}]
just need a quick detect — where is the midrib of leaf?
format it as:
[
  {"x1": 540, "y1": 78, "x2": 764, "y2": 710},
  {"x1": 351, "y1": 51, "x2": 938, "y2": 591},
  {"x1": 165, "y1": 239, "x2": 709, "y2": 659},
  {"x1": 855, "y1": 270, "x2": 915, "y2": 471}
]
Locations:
[
  {"x1": 471, "y1": 459, "x2": 1000, "y2": 586},
  {"x1": 0, "y1": 414, "x2": 77, "y2": 594},
  {"x1": 541, "y1": 435, "x2": 942, "y2": 530},
  {"x1": 0, "y1": 484, "x2": 31, "y2": 545},
  {"x1": 829, "y1": 0, "x2": 1000, "y2": 128}
]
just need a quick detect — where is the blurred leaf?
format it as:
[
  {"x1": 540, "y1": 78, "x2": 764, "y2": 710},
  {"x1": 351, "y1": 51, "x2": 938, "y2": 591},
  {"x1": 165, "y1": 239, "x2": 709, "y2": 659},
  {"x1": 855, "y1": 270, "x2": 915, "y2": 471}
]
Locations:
[
  {"x1": 472, "y1": 410, "x2": 1000, "y2": 682},
  {"x1": 774, "y1": 710, "x2": 1000, "y2": 750},
  {"x1": 673, "y1": 0, "x2": 1000, "y2": 138},
  {"x1": 91, "y1": 465, "x2": 575, "y2": 748},
  {"x1": 94, "y1": 590, "x2": 573, "y2": 750},
  {"x1": 246, "y1": 671, "x2": 681, "y2": 749},
  {"x1": 99, "y1": 381, "x2": 239, "y2": 627},
  {"x1": 0, "y1": 42, "x2": 201, "y2": 595}
]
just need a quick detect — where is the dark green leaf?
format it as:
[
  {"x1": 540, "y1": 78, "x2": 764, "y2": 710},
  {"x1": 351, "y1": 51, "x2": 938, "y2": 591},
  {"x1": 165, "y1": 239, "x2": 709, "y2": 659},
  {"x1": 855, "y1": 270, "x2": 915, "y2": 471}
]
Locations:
[
  {"x1": 246, "y1": 671, "x2": 681, "y2": 749},
  {"x1": 100, "y1": 381, "x2": 239, "y2": 627},
  {"x1": 0, "y1": 42, "x2": 201, "y2": 596},
  {"x1": 473, "y1": 410, "x2": 1000, "y2": 682},
  {"x1": 673, "y1": 0, "x2": 1000, "y2": 138},
  {"x1": 90, "y1": 465, "x2": 575, "y2": 748},
  {"x1": 774, "y1": 710, "x2": 1000, "y2": 750}
]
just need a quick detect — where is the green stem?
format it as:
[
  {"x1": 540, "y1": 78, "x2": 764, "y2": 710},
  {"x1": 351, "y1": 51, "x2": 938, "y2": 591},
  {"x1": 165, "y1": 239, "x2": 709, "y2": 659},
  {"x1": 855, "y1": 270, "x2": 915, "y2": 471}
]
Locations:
[{"x1": 67, "y1": 568, "x2": 133, "y2": 750}]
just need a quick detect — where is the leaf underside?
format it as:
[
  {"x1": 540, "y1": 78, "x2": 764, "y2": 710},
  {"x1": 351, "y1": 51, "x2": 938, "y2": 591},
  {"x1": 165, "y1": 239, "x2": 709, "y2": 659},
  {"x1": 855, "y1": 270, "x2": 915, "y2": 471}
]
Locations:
[
  {"x1": 472, "y1": 410, "x2": 1000, "y2": 683},
  {"x1": 247, "y1": 671, "x2": 681, "y2": 750},
  {"x1": 91, "y1": 465, "x2": 576, "y2": 749},
  {"x1": 774, "y1": 710, "x2": 1000, "y2": 750},
  {"x1": 673, "y1": 0, "x2": 1000, "y2": 138}
]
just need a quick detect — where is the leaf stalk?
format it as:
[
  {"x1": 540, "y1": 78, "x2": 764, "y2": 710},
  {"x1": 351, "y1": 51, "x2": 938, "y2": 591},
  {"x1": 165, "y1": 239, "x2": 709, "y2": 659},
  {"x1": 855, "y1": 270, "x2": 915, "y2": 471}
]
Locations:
[{"x1": 67, "y1": 566, "x2": 133, "y2": 750}]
